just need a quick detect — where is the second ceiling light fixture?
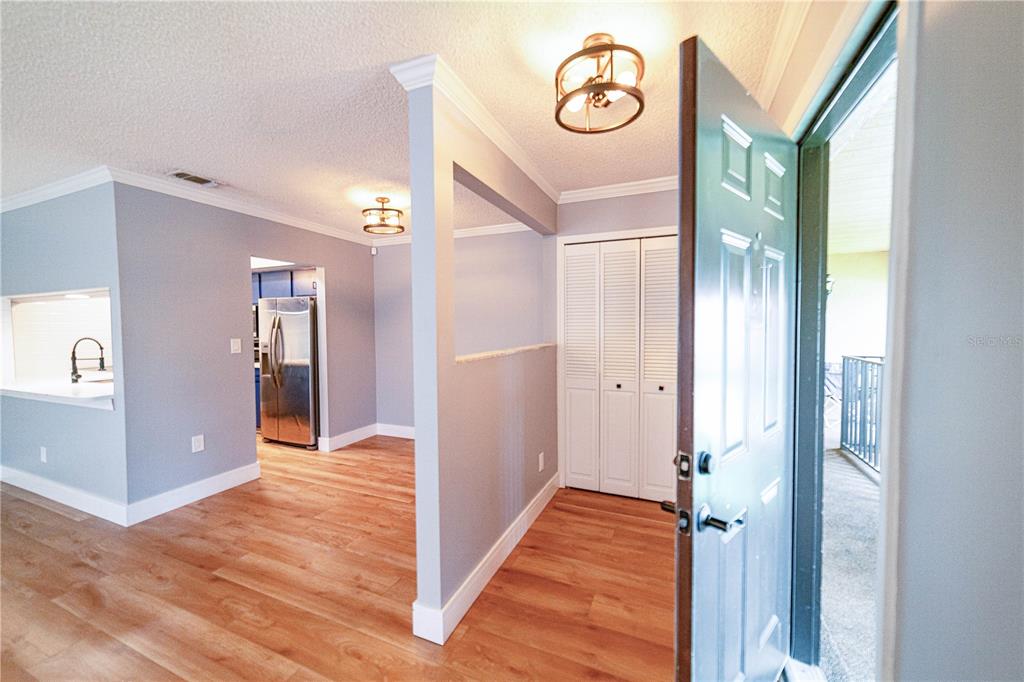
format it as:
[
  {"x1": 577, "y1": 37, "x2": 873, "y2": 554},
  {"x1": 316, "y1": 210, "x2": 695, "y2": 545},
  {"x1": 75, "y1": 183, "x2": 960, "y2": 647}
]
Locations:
[
  {"x1": 362, "y1": 196, "x2": 405, "y2": 235},
  {"x1": 555, "y1": 33, "x2": 645, "y2": 134}
]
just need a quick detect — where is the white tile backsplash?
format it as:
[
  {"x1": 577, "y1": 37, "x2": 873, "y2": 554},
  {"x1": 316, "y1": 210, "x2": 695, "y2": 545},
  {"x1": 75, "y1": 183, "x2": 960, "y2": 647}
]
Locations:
[{"x1": 8, "y1": 293, "x2": 113, "y2": 384}]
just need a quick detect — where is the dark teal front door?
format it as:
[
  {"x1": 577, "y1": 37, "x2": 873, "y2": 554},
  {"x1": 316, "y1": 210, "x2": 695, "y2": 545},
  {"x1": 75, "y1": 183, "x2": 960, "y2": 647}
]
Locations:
[{"x1": 676, "y1": 36, "x2": 799, "y2": 682}]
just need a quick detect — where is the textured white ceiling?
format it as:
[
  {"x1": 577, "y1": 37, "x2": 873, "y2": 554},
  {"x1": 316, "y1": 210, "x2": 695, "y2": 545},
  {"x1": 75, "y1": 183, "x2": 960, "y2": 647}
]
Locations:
[
  {"x1": 827, "y1": 61, "x2": 897, "y2": 255},
  {"x1": 1, "y1": 2, "x2": 781, "y2": 237}
]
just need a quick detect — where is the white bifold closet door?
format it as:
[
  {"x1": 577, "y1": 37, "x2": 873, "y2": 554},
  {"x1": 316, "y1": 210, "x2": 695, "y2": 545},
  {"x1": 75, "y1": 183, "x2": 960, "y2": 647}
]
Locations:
[
  {"x1": 638, "y1": 236, "x2": 678, "y2": 501},
  {"x1": 563, "y1": 237, "x2": 677, "y2": 501},
  {"x1": 599, "y1": 239, "x2": 641, "y2": 497},
  {"x1": 563, "y1": 242, "x2": 601, "y2": 491}
]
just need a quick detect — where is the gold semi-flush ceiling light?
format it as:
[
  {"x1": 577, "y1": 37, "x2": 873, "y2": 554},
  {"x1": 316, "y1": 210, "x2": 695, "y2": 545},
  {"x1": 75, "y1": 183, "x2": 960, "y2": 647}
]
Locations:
[
  {"x1": 362, "y1": 196, "x2": 405, "y2": 235},
  {"x1": 555, "y1": 33, "x2": 645, "y2": 134}
]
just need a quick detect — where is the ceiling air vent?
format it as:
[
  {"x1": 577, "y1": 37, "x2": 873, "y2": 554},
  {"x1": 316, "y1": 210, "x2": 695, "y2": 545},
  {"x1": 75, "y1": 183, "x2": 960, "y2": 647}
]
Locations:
[{"x1": 168, "y1": 170, "x2": 219, "y2": 187}]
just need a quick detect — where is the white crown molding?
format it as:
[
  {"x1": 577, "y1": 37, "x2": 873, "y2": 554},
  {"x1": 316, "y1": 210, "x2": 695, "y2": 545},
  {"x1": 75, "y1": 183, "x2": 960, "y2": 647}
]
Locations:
[
  {"x1": 106, "y1": 168, "x2": 371, "y2": 246},
  {"x1": 390, "y1": 54, "x2": 560, "y2": 204},
  {"x1": 372, "y1": 221, "x2": 532, "y2": 247},
  {"x1": 558, "y1": 175, "x2": 678, "y2": 204},
  {"x1": 755, "y1": 0, "x2": 813, "y2": 111},
  {"x1": 2, "y1": 165, "x2": 372, "y2": 247},
  {"x1": 0, "y1": 166, "x2": 115, "y2": 213}
]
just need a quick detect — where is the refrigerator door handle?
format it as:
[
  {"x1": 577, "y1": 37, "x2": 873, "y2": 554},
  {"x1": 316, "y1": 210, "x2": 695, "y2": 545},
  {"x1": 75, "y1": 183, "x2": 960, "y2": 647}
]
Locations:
[
  {"x1": 274, "y1": 316, "x2": 285, "y2": 387},
  {"x1": 268, "y1": 315, "x2": 279, "y2": 387}
]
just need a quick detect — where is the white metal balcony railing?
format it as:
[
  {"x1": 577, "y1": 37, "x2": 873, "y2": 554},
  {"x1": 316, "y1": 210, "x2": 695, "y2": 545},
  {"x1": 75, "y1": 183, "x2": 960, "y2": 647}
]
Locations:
[{"x1": 840, "y1": 355, "x2": 885, "y2": 472}]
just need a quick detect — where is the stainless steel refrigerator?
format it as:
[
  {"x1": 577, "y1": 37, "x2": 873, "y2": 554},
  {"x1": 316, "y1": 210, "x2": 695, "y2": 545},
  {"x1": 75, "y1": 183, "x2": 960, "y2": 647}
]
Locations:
[{"x1": 258, "y1": 296, "x2": 318, "y2": 447}]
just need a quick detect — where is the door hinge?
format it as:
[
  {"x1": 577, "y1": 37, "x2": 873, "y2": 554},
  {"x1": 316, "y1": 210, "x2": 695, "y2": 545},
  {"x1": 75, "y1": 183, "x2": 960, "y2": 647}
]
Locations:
[{"x1": 675, "y1": 450, "x2": 692, "y2": 480}]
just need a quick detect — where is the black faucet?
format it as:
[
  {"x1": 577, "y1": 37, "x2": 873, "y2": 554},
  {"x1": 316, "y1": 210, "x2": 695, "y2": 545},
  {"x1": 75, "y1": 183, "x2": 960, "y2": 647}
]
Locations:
[{"x1": 71, "y1": 337, "x2": 105, "y2": 383}]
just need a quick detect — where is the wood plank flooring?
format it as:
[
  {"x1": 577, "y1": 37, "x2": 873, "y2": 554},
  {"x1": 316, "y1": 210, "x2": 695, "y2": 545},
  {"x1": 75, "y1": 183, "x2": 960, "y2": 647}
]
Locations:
[{"x1": 1, "y1": 436, "x2": 674, "y2": 680}]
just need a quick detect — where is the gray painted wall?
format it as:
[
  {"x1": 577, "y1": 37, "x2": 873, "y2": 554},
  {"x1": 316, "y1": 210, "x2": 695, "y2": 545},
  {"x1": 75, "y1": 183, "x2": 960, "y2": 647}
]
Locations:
[
  {"x1": 373, "y1": 190, "x2": 669, "y2": 431},
  {"x1": 883, "y1": 3, "x2": 1023, "y2": 679},
  {"x1": 373, "y1": 228, "x2": 551, "y2": 428},
  {"x1": 373, "y1": 243, "x2": 413, "y2": 427},
  {"x1": 442, "y1": 345, "x2": 557, "y2": 597},
  {"x1": 113, "y1": 183, "x2": 377, "y2": 502},
  {"x1": 556, "y1": 188, "x2": 677, "y2": 236},
  {"x1": 453, "y1": 229, "x2": 547, "y2": 355},
  {"x1": 0, "y1": 184, "x2": 129, "y2": 503}
]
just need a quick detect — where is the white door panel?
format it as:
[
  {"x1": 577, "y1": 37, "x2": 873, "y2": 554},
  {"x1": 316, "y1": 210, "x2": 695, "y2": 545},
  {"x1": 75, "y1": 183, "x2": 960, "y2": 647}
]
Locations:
[
  {"x1": 565, "y1": 385, "x2": 600, "y2": 489},
  {"x1": 600, "y1": 385, "x2": 639, "y2": 496},
  {"x1": 640, "y1": 392, "x2": 677, "y2": 500}
]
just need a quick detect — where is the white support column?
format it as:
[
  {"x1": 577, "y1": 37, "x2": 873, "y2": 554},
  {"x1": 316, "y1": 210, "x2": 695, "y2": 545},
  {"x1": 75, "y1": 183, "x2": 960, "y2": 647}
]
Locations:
[
  {"x1": 392, "y1": 58, "x2": 456, "y2": 643},
  {"x1": 391, "y1": 53, "x2": 559, "y2": 645}
]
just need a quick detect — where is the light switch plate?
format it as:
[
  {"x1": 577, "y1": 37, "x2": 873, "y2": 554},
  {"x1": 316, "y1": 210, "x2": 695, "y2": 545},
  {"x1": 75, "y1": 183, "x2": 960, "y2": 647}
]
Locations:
[
  {"x1": 538, "y1": 451, "x2": 544, "y2": 472},
  {"x1": 40, "y1": 446, "x2": 47, "y2": 463},
  {"x1": 230, "y1": 338, "x2": 242, "y2": 354},
  {"x1": 191, "y1": 434, "x2": 205, "y2": 453}
]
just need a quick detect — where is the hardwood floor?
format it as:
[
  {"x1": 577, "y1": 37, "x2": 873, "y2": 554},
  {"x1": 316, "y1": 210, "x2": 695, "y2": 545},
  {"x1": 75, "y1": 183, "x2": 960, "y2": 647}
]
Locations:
[{"x1": 1, "y1": 436, "x2": 674, "y2": 680}]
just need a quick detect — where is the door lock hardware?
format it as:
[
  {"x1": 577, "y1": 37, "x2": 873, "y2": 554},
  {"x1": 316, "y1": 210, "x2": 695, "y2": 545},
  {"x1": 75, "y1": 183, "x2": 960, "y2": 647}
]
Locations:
[
  {"x1": 674, "y1": 450, "x2": 692, "y2": 479},
  {"x1": 659, "y1": 501, "x2": 691, "y2": 535},
  {"x1": 697, "y1": 504, "x2": 745, "y2": 533},
  {"x1": 697, "y1": 451, "x2": 715, "y2": 475},
  {"x1": 677, "y1": 510, "x2": 691, "y2": 535}
]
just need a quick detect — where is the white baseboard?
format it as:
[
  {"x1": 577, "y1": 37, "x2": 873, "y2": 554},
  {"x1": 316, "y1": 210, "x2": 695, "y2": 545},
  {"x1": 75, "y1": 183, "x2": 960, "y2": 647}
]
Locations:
[
  {"x1": 376, "y1": 423, "x2": 415, "y2": 439},
  {"x1": 318, "y1": 423, "x2": 415, "y2": 451},
  {"x1": 318, "y1": 424, "x2": 378, "y2": 451},
  {"x1": 125, "y1": 461, "x2": 260, "y2": 525},
  {"x1": 412, "y1": 472, "x2": 559, "y2": 644},
  {"x1": 0, "y1": 465, "x2": 128, "y2": 525},
  {"x1": 0, "y1": 461, "x2": 261, "y2": 527}
]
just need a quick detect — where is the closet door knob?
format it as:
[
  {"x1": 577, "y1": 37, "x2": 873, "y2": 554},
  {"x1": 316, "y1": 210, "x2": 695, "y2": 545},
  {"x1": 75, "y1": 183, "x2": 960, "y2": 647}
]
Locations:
[
  {"x1": 616, "y1": 383, "x2": 622, "y2": 389},
  {"x1": 659, "y1": 385, "x2": 665, "y2": 391}
]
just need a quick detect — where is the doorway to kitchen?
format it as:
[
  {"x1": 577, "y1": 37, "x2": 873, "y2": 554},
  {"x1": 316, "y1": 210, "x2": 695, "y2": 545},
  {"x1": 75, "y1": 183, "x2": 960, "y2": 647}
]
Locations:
[
  {"x1": 792, "y1": 7, "x2": 897, "y2": 681},
  {"x1": 249, "y1": 256, "x2": 329, "y2": 451}
]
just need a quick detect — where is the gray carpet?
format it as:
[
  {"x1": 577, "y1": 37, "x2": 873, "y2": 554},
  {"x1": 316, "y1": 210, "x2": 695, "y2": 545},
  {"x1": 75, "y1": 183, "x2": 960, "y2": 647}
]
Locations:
[{"x1": 820, "y1": 449, "x2": 880, "y2": 682}]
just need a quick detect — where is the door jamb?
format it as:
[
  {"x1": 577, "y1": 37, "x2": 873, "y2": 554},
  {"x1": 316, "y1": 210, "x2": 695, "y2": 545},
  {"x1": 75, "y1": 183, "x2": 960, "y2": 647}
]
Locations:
[
  {"x1": 555, "y1": 226, "x2": 677, "y2": 488},
  {"x1": 789, "y1": 3, "x2": 898, "y2": 667}
]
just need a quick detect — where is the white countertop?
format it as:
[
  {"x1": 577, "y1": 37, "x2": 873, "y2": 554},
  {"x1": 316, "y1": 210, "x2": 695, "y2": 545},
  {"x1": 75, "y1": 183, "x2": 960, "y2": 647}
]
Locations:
[{"x1": 0, "y1": 380, "x2": 115, "y2": 410}]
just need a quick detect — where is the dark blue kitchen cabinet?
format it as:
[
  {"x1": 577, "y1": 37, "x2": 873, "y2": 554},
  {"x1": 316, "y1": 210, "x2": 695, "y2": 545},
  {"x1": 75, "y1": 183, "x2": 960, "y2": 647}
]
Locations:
[
  {"x1": 255, "y1": 367, "x2": 261, "y2": 428},
  {"x1": 292, "y1": 269, "x2": 317, "y2": 297},
  {"x1": 259, "y1": 270, "x2": 291, "y2": 298}
]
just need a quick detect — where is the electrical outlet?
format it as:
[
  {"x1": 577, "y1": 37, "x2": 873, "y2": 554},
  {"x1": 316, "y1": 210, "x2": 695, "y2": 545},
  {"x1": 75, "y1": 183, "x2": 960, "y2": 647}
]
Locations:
[
  {"x1": 538, "y1": 451, "x2": 544, "y2": 472},
  {"x1": 191, "y1": 434, "x2": 205, "y2": 453},
  {"x1": 230, "y1": 338, "x2": 242, "y2": 354},
  {"x1": 40, "y1": 446, "x2": 47, "y2": 464}
]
